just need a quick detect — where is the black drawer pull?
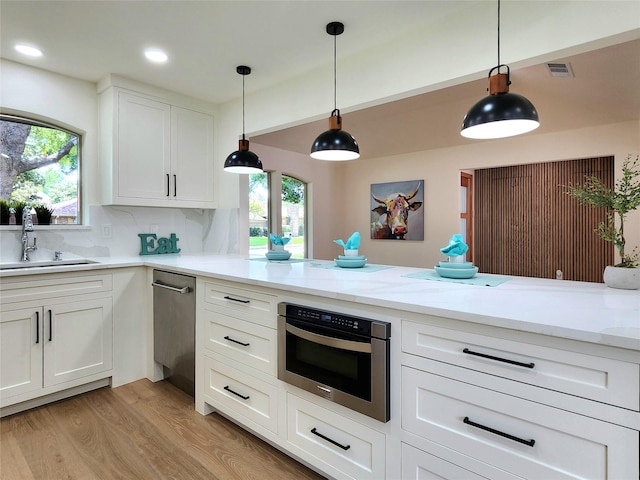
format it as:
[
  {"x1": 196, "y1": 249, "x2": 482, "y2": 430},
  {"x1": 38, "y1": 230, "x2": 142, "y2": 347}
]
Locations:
[
  {"x1": 224, "y1": 386, "x2": 250, "y2": 400},
  {"x1": 173, "y1": 174, "x2": 177, "y2": 197},
  {"x1": 224, "y1": 336, "x2": 250, "y2": 347},
  {"x1": 310, "y1": 428, "x2": 351, "y2": 451},
  {"x1": 48, "y1": 309, "x2": 53, "y2": 341},
  {"x1": 463, "y1": 416, "x2": 535, "y2": 447},
  {"x1": 223, "y1": 295, "x2": 250, "y2": 304},
  {"x1": 35, "y1": 311, "x2": 40, "y2": 344},
  {"x1": 463, "y1": 348, "x2": 535, "y2": 369},
  {"x1": 166, "y1": 174, "x2": 170, "y2": 197}
]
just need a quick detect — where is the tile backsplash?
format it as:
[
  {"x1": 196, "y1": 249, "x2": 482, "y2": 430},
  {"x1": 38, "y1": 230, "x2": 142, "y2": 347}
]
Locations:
[{"x1": 0, "y1": 205, "x2": 238, "y2": 262}]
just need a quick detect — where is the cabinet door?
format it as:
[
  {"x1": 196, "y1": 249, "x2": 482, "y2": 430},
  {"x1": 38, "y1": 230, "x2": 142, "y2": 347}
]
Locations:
[
  {"x1": 0, "y1": 307, "x2": 43, "y2": 401},
  {"x1": 44, "y1": 298, "x2": 113, "y2": 386},
  {"x1": 171, "y1": 106, "x2": 214, "y2": 205},
  {"x1": 116, "y1": 92, "x2": 171, "y2": 201}
]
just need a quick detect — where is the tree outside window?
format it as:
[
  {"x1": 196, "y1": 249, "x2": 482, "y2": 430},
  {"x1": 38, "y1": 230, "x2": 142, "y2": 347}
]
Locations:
[{"x1": 0, "y1": 115, "x2": 80, "y2": 225}]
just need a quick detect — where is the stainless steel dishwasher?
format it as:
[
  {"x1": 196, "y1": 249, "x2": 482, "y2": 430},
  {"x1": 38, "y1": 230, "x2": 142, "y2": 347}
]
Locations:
[{"x1": 152, "y1": 269, "x2": 196, "y2": 397}]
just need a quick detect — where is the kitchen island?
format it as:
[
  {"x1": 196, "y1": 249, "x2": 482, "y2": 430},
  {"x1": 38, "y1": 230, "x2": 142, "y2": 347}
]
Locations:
[{"x1": 1, "y1": 254, "x2": 639, "y2": 479}]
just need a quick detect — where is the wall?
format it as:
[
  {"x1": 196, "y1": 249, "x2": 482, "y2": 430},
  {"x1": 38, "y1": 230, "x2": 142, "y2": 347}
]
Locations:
[
  {"x1": 0, "y1": 60, "x2": 237, "y2": 261},
  {"x1": 338, "y1": 121, "x2": 640, "y2": 269}
]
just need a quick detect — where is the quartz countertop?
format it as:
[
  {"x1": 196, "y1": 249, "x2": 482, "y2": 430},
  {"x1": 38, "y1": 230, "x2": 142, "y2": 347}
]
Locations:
[{"x1": 2, "y1": 254, "x2": 639, "y2": 351}]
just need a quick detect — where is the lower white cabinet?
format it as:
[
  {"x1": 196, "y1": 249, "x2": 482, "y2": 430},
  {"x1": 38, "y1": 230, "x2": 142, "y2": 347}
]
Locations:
[
  {"x1": 402, "y1": 366, "x2": 639, "y2": 479},
  {"x1": 202, "y1": 353, "x2": 278, "y2": 435},
  {"x1": 286, "y1": 393, "x2": 386, "y2": 480},
  {"x1": 0, "y1": 273, "x2": 114, "y2": 409},
  {"x1": 401, "y1": 442, "x2": 522, "y2": 480}
]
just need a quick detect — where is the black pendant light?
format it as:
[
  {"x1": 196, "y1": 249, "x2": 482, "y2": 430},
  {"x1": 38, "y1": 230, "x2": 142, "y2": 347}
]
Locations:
[
  {"x1": 461, "y1": 0, "x2": 539, "y2": 139},
  {"x1": 310, "y1": 21, "x2": 360, "y2": 161},
  {"x1": 224, "y1": 65, "x2": 263, "y2": 174}
]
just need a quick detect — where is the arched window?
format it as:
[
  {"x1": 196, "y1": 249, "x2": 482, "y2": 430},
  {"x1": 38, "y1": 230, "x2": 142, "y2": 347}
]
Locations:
[
  {"x1": 0, "y1": 114, "x2": 81, "y2": 225},
  {"x1": 248, "y1": 172, "x2": 307, "y2": 258}
]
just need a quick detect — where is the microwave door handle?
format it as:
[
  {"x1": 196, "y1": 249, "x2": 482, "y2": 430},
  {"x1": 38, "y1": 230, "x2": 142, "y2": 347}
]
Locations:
[{"x1": 285, "y1": 323, "x2": 371, "y2": 353}]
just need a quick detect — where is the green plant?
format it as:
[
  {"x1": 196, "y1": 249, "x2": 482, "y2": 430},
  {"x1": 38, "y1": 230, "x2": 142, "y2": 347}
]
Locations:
[
  {"x1": 33, "y1": 203, "x2": 55, "y2": 224},
  {"x1": 10, "y1": 201, "x2": 27, "y2": 225},
  {"x1": 564, "y1": 154, "x2": 640, "y2": 268},
  {"x1": 0, "y1": 199, "x2": 10, "y2": 224}
]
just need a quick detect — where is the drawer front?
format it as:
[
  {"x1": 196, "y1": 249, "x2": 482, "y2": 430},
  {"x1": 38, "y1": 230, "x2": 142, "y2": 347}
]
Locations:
[
  {"x1": 287, "y1": 393, "x2": 385, "y2": 480},
  {"x1": 202, "y1": 310, "x2": 276, "y2": 376},
  {"x1": 402, "y1": 366, "x2": 639, "y2": 480},
  {"x1": 401, "y1": 442, "x2": 523, "y2": 480},
  {"x1": 0, "y1": 273, "x2": 113, "y2": 305},
  {"x1": 402, "y1": 320, "x2": 639, "y2": 410},
  {"x1": 202, "y1": 355, "x2": 278, "y2": 433},
  {"x1": 202, "y1": 281, "x2": 277, "y2": 328}
]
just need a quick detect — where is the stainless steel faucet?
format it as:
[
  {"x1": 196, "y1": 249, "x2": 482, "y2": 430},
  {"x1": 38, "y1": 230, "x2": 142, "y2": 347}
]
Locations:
[{"x1": 21, "y1": 208, "x2": 37, "y2": 262}]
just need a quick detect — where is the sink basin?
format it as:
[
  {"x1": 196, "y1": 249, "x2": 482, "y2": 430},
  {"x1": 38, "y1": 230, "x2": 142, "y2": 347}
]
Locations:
[{"x1": 0, "y1": 259, "x2": 99, "y2": 270}]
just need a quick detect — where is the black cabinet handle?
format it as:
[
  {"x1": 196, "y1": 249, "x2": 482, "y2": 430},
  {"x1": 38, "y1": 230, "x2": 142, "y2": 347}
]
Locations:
[
  {"x1": 35, "y1": 311, "x2": 40, "y2": 344},
  {"x1": 462, "y1": 348, "x2": 535, "y2": 369},
  {"x1": 173, "y1": 174, "x2": 177, "y2": 197},
  {"x1": 224, "y1": 385, "x2": 250, "y2": 400},
  {"x1": 223, "y1": 295, "x2": 250, "y2": 304},
  {"x1": 48, "y1": 310, "x2": 52, "y2": 341},
  {"x1": 166, "y1": 174, "x2": 170, "y2": 196},
  {"x1": 463, "y1": 417, "x2": 535, "y2": 447},
  {"x1": 310, "y1": 428, "x2": 351, "y2": 451},
  {"x1": 224, "y1": 336, "x2": 250, "y2": 347}
]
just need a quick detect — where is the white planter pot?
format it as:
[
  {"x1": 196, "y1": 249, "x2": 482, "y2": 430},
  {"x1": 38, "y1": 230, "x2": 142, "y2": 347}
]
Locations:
[{"x1": 603, "y1": 265, "x2": 640, "y2": 290}]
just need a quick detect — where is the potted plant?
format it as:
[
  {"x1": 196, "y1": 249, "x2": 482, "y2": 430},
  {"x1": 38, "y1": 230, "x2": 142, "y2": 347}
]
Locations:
[
  {"x1": 33, "y1": 203, "x2": 55, "y2": 225},
  {"x1": 10, "y1": 201, "x2": 27, "y2": 225},
  {"x1": 0, "y1": 199, "x2": 10, "y2": 225},
  {"x1": 564, "y1": 154, "x2": 640, "y2": 289}
]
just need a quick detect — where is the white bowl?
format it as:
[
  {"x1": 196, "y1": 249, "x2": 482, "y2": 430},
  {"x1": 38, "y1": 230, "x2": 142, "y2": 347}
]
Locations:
[{"x1": 344, "y1": 249, "x2": 360, "y2": 256}]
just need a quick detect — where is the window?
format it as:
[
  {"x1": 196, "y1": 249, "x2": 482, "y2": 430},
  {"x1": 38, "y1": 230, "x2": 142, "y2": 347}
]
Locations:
[
  {"x1": 248, "y1": 172, "x2": 307, "y2": 258},
  {"x1": 0, "y1": 114, "x2": 81, "y2": 225}
]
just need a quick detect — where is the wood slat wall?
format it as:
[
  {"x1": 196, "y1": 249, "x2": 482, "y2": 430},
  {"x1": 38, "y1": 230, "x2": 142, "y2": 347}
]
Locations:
[{"x1": 474, "y1": 157, "x2": 614, "y2": 282}]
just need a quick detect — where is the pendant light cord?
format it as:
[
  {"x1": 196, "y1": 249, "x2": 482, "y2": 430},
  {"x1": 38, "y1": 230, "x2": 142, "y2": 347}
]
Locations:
[
  {"x1": 242, "y1": 72, "x2": 246, "y2": 141},
  {"x1": 333, "y1": 32, "x2": 338, "y2": 112}
]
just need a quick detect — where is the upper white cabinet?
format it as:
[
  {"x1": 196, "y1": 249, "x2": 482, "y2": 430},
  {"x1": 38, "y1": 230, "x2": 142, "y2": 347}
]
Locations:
[{"x1": 99, "y1": 81, "x2": 215, "y2": 208}]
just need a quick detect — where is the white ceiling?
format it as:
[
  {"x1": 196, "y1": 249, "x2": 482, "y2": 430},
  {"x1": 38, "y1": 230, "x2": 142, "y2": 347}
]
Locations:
[
  {"x1": 0, "y1": 0, "x2": 479, "y2": 104},
  {"x1": 2, "y1": 1, "x2": 639, "y2": 157}
]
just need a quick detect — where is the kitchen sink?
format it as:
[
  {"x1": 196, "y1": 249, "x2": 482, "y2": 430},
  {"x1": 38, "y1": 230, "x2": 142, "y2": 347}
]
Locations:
[{"x1": 0, "y1": 259, "x2": 99, "y2": 270}]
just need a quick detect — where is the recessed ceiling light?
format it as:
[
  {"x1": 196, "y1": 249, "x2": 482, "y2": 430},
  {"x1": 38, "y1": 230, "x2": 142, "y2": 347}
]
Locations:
[
  {"x1": 15, "y1": 44, "x2": 43, "y2": 57},
  {"x1": 144, "y1": 48, "x2": 168, "y2": 63}
]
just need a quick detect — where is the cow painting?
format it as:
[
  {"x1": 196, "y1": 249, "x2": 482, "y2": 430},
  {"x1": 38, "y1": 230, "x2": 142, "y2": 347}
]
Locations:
[{"x1": 370, "y1": 180, "x2": 424, "y2": 240}]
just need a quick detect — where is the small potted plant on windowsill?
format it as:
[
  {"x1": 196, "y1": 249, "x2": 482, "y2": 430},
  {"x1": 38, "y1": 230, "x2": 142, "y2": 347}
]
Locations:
[
  {"x1": 0, "y1": 199, "x2": 10, "y2": 225},
  {"x1": 34, "y1": 203, "x2": 55, "y2": 225},
  {"x1": 564, "y1": 154, "x2": 640, "y2": 289}
]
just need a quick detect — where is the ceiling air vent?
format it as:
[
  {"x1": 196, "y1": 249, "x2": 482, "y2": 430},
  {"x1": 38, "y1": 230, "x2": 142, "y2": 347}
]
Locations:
[{"x1": 546, "y1": 62, "x2": 574, "y2": 78}]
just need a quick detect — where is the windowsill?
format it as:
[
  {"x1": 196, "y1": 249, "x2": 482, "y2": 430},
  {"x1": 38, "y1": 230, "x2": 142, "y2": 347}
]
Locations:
[{"x1": 0, "y1": 225, "x2": 92, "y2": 231}]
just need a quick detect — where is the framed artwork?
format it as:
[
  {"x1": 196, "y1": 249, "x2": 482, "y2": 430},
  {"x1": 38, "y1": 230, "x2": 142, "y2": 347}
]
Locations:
[{"x1": 370, "y1": 180, "x2": 424, "y2": 240}]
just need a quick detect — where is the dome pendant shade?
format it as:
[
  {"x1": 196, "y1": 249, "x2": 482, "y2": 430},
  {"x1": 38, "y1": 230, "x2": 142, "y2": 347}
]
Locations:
[
  {"x1": 224, "y1": 138, "x2": 263, "y2": 174},
  {"x1": 461, "y1": 93, "x2": 539, "y2": 139},
  {"x1": 311, "y1": 110, "x2": 359, "y2": 161}
]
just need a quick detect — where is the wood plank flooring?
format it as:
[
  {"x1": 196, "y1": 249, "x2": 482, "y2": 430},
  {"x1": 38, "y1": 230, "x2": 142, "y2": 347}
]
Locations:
[{"x1": 1, "y1": 379, "x2": 327, "y2": 480}]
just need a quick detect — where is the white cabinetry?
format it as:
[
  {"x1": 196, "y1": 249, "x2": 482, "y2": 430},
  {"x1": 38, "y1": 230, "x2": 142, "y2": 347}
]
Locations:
[
  {"x1": 100, "y1": 85, "x2": 215, "y2": 208},
  {"x1": 197, "y1": 279, "x2": 279, "y2": 440},
  {"x1": 400, "y1": 319, "x2": 640, "y2": 480},
  {"x1": 0, "y1": 273, "x2": 113, "y2": 411}
]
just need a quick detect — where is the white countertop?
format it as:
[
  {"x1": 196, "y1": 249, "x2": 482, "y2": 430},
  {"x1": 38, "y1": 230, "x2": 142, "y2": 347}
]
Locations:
[{"x1": 2, "y1": 254, "x2": 639, "y2": 351}]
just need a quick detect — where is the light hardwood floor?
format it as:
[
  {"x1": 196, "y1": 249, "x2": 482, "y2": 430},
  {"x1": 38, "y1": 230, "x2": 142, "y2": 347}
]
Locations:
[{"x1": 1, "y1": 379, "x2": 326, "y2": 480}]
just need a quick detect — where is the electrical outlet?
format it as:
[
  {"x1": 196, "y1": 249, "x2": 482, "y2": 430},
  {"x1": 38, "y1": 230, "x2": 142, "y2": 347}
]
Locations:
[{"x1": 101, "y1": 224, "x2": 112, "y2": 238}]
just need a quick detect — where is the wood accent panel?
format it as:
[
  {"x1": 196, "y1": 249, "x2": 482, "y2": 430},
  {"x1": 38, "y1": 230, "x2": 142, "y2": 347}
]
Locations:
[
  {"x1": 474, "y1": 157, "x2": 614, "y2": 282},
  {"x1": 0, "y1": 379, "x2": 325, "y2": 480}
]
